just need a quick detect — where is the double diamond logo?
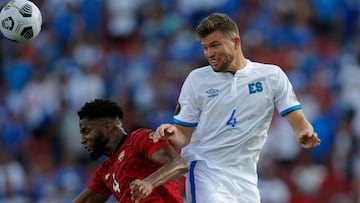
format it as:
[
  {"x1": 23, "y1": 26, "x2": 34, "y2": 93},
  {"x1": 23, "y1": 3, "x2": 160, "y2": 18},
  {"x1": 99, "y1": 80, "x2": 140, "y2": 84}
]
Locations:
[{"x1": 206, "y1": 88, "x2": 219, "y2": 98}]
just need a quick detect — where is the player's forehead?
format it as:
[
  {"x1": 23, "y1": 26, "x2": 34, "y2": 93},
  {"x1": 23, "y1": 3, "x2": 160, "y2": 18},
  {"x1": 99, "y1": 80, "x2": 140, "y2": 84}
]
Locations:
[
  {"x1": 200, "y1": 31, "x2": 227, "y2": 45},
  {"x1": 79, "y1": 118, "x2": 108, "y2": 128}
]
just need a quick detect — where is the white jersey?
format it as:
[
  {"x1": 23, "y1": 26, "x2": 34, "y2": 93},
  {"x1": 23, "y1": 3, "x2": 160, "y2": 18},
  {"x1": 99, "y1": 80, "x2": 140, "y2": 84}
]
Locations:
[{"x1": 174, "y1": 60, "x2": 300, "y2": 202}]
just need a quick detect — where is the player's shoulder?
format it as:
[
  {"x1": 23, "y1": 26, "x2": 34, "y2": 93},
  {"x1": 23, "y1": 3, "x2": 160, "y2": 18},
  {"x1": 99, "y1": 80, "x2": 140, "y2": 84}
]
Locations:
[
  {"x1": 251, "y1": 60, "x2": 282, "y2": 72},
  {"x1": 130, "y1": 128, "x2": 154, "y2": 138},
  {"x1": 250, "y1": 60, "x2": 285, "y2": 78},
  {"x1": 188, "y1": 65, "x2": 213, "y2": 76},
  {"x1": 96, "y1": 155, "x2": 114, "y2": 172}
]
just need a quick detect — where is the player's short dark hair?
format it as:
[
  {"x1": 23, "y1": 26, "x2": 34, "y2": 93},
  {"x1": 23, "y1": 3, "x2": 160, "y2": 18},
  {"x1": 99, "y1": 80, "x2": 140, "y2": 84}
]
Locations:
[
  {"x1": 194, "y1": 13, "x2": 239, "y2": 40},
  {"x1": 78, "y1": 99, "x2": 124, "y2": 120}
]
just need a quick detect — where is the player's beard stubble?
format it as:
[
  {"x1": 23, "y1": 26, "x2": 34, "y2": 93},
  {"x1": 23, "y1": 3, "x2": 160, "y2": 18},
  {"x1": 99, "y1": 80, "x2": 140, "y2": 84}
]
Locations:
[
  {"x1": 89, "y1": 131, "x2": 108, "y2": 160},
  {"x1": 210, "y1": 52, "x2": 234, "y2": 73}
]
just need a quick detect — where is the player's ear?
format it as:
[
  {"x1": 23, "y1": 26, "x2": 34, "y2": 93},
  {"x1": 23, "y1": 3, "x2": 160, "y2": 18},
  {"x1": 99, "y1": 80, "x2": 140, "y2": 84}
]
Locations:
[
  {"x1": 234, "y1": 36, "x2": 241, "y2": 50},
  {"x1": 104, "y1": 121, "x2": 115, "y2": 133}
]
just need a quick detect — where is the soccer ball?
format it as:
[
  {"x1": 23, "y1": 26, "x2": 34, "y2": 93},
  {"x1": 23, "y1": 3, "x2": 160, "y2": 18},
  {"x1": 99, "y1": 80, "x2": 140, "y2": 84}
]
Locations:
[{"x1": 0, "y1": 0, "x2": 42, "y2": 43}]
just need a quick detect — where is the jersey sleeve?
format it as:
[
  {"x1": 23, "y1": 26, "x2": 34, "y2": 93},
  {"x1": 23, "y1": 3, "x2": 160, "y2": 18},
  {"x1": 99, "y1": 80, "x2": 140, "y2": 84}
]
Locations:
[
  {"x1": 273, "y1": 67, "x2": 302, "y2": 116},
  {"x1": 131, "y1": 128, "x2": 169, "y2": 159},
  {"x1": 88, "y1": 164, "x2": 112, "y2": 200},
  {"x1": 173, "y1": 71, "x2": 200, "y2": 127}
]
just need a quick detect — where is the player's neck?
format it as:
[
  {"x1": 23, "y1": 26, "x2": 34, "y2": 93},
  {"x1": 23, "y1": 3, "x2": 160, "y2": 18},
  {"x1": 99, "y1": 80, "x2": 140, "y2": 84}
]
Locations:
[
  {"x1": 236, "y1": 55, "x2": 247, "y2": 70},
  {"x1": 227, "y1": 57, "x2": 247, "y2": 75},
  {"x1": 114, "y1": 133, "x2": 127, "y2": 153}
]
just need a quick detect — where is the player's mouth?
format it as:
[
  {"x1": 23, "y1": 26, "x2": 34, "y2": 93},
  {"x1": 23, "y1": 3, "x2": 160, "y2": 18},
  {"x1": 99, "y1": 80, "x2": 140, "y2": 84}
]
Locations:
[
  {"x1": 209, "y1": 59, "x2": 219, "y2": 67},
  {"x1": 85, "y1": 146, "x2": 92, "y2": 153}
]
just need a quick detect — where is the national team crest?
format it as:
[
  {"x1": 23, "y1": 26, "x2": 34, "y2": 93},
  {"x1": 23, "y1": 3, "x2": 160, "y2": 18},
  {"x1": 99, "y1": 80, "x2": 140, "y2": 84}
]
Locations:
[{"x1": 149, "y1": 132, "x2": 155, "y2": 139}]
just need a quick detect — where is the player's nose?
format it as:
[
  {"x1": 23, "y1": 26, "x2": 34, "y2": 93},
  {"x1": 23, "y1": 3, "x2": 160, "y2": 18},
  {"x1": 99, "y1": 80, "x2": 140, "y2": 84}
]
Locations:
[
  {"x1": 80, "y1": 135, "x2": 87, "y2": 144},
  {"x1": 205, "y1": 48, "x2": 215, "y2": 59}
]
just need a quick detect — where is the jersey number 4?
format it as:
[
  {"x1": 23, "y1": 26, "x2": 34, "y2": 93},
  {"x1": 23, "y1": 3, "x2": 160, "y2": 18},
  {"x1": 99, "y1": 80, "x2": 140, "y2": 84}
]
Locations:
[{"x1": 226, "y1": 109, "x2": 237, "y2": 127}]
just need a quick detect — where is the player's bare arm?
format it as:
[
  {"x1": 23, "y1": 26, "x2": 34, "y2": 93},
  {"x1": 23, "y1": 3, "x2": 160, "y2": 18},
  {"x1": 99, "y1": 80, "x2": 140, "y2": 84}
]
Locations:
[
  {"x1": 130, "y1": 144, "x2": 189, "y2": 202},
  {"x1": 153, "y1": 124, "x2": 194, "y2": 148},
  {"x1": 73, "y1": 188, "x2": 107, "y2": 203},
  {"x1": 285, "y1": 109, "x2": 321, "y2": 148}
]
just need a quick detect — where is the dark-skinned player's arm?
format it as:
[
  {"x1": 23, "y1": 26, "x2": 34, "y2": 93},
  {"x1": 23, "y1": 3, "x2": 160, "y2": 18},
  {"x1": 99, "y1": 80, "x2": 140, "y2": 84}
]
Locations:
[
  {"x1": 130, "y1": 143, "x2": 189, "y2": 203},
  {"x1": 152, "y1": 124, "x2": 194, "y2": 148},
  {"x1": 73, "y1": 188, "x2": 107, "y2": 203},
  {"x1": 285, "y1": 109, "x2": 321, "y2": 148}
]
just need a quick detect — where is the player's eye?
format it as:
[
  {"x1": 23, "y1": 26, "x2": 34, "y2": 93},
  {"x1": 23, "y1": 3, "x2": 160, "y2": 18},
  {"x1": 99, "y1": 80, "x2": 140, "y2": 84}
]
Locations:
[
  {"x1": 81, "y1": 128, "x2": 91, "y2": 135},
  {"x1": 210, "y1": 42, "x2": 220, "y2": 48}
]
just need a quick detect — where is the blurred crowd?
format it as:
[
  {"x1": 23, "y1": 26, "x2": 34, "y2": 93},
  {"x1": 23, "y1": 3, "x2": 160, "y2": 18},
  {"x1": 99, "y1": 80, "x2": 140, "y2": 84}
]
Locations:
[{"x1": 0, "y1": 0, "x2": 360, "y2": 202}]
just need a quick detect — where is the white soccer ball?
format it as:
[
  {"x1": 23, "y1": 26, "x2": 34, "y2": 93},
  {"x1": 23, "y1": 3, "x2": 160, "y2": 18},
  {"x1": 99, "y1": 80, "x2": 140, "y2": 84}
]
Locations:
[{"x1": 0, "y1": 0, "x2": 42, "y2": 43}]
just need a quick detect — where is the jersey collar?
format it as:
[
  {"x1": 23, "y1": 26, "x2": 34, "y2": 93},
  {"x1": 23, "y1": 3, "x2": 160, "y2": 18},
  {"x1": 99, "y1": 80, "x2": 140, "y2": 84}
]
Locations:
[{"x1": 234, "y1": 59, "x2": 252, "y2": 77}]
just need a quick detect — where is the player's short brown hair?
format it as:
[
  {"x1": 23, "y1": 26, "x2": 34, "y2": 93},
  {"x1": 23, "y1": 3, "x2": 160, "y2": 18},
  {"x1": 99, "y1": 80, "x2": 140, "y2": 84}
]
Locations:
[{"x1": 194, "y1": 13, "x2": 239, "y2": 40}]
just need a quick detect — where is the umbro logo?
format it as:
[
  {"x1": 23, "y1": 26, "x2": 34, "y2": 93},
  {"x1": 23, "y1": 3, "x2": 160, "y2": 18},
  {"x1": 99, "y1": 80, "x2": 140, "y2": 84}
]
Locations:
[{"x1": 206, "y1": 88, "x2": 219, "y2": 98}]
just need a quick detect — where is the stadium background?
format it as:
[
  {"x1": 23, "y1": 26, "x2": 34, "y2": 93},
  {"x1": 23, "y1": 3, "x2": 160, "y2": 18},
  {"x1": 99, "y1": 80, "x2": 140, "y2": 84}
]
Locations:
[{"x1": 0, "y1": 0, "x2": 359, "y2": 202}]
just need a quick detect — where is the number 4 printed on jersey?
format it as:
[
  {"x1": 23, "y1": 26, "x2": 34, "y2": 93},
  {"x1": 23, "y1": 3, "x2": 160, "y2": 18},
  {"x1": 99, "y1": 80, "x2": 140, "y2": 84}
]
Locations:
[{"x1": 226, "y1": 109, "x2": 237, "y2": 127}]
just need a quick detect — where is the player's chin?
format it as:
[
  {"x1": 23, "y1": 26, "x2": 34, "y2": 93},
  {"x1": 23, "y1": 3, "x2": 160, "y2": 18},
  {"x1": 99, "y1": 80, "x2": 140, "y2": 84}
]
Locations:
[
  {"x1": 210, "y1": 65, "x2": 222, "y2": 72},
  {"x1": 302, "y1": 143, "x2": 319, "y2": 149}
]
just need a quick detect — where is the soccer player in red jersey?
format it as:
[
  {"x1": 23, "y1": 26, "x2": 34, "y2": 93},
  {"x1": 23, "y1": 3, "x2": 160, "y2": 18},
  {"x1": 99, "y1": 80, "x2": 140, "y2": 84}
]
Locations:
[{"x1": 73, "y1": 99, "x2": 188, "y2": 203}]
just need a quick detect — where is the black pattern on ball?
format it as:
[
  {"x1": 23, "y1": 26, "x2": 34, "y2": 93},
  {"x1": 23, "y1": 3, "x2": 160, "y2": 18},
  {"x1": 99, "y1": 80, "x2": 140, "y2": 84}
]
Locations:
[
  {"x1": 19, "y1": 3, "x2": 32, "y2": 17},
  {"x1": 20, "y1": 26, "x2": 33, "y2": 39},
  {"x1": 1, "y1": 16, "x2": 14, "y2": 30}
]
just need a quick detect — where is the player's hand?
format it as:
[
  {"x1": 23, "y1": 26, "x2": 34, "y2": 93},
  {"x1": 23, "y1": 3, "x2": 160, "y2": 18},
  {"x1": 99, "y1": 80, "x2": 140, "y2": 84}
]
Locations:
[
  {"x1": 152, "y1": 124, "x2": 176, "y2": 143},
  {"x1": 130, "y1": 179, "x2": 153, "y2": 203},
  {"x1": 297, "y1": 131, "x2": 321, "y2": 148}
]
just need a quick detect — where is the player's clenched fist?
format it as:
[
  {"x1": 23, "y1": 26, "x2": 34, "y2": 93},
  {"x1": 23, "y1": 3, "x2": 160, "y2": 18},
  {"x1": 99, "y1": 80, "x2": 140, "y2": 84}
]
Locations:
[{"x1": 130, "y1": 179, "x2": 153, "y2": 203}]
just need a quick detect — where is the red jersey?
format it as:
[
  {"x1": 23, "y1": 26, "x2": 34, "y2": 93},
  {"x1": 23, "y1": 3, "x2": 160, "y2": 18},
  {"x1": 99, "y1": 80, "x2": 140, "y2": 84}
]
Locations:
[{"x1": 88, "y1": 128, "x2": 183, "y2": 203}]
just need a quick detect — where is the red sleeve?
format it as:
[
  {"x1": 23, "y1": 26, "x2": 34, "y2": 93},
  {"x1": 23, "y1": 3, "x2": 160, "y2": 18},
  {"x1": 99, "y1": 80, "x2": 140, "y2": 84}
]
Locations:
[
  {"x1": 87, "y1": 163, "x2": 112, "y2": 200},
  {"x1": 131, "y1": 128, "x2": 169, "y2": 159}
]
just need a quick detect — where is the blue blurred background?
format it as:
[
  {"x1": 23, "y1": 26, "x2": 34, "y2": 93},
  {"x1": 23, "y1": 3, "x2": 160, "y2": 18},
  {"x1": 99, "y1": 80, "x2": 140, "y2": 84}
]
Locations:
[{"x1": 0, "y1": 0, "x2": 359, "y2": 202}]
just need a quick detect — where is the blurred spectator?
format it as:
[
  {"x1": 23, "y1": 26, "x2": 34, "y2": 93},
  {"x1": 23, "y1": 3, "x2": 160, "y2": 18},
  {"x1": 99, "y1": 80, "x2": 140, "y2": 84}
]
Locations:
[
  {"x1": 258, "y1": 158, "x2": 290, "y2": 203},
  {"x1": 290, "y1": 150, "x2": 327, "y2": 203},
  {"x1": 104, "y1": 0, "x2": 142, "y2": 37},
  {"x1": 0, "y1": 147, "x2": 30, "y2": 203},
  {"x1": 0, "y1": 112, "x2": 29, "y2": 157},
  {"x1": 21, "y1": 68, "x2": 61, "y2": 131}
]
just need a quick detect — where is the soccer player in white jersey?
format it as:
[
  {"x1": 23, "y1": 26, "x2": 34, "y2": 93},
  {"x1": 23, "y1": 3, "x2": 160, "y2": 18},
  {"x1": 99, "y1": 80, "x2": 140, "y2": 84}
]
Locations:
[{"x1": 152, "y1": 13, "x2": 321, "y2": 203}]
